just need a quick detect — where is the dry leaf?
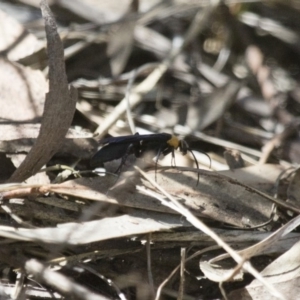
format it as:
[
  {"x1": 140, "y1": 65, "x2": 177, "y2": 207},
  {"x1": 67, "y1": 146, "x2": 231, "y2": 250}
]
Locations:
[
  {"x1": 0, "y1": 210, "x2": 187, "y2": 244},
  {"x1": 141, "y1": 168, "x2": 274, "y2": 227},
  {"x1": 229, "y1": 240, "x2": 300, "y2": 300},
  {"x1": 211, "y1": 214, "x2": 300, "y2": 263},
  {"x1": 0, "y1": 124, "x2": 93, "y2": 140},
  {"x1": 0, "y1": 58, "x2": 46, "y2": 122},
  {"x1": 45, "y1": 167, "x2": 276, "y2": 227},
  {"x1": 152, "y1": 229, "x2": 300, "y2": 255},
  {"x1": 107, "y1": 0, "x2": 138, "y2": 76},
  {"x1": 188, "y1": 80, "x2": 242, "y2": 131},
  {"x1": 200, "y1": 260, "x2": 244, "y2": 282},
  {"x1": 107, "y1": 20, "x2": 135, "y2": 76},
  {"x1": 57, "y1": 0, "x2": 132, "y2": 24},
  {"x1": 220, "y1": 164, "x2": 286, "y2": 194},
  {"x1": 9, "y1": 1, "x2": 77, "y2": 182},
  {"x1": 47, "y1": 175, "x2": 176, "y2": 214},
  {"x1": 0, "y1": 9, "x2": 43, "y2": 61},
  {"x1": 0, "y1": 124, "x2": 96, "y2": 159}
]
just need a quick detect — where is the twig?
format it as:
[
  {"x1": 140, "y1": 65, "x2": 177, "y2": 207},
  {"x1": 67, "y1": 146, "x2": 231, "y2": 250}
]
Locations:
[
  {"x1": 177, "y1": 247, "x2": 186, "y2": 300},
  {"x1": 146, "y1": 233, "x2": 155, "y2": 298}
]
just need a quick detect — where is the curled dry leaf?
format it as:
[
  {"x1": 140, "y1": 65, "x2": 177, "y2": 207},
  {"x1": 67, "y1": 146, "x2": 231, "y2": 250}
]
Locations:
[
  {"x1": 200, "y1": 260, "x2": 244, "y2": 282},
  {"x1": 211, "y1": 214, "x2": 300, "y2": 263},
  {"x1": 229, "y1": 239, "x2": 300, "y2": 300},
  {"x1": 200, "y1": 214, "x2": 300, "y2": 289},
  {"x1": 8, "y1": 1, "x2": 77, "y2": 182}
]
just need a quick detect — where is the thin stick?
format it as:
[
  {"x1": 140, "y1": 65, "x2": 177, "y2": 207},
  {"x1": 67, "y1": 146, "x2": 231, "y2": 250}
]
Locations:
[
  {"x1": 177, "y1": 248, "x2": 186, "y2": 300},
  {"x1": 146, "y1": 233, "x2": 155, "y2": 298}
]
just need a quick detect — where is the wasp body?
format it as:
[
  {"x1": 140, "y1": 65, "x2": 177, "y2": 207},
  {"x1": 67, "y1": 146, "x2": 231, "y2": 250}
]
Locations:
[{"x1": 90, "y1": 133, "x2": 202, "y2": 184}]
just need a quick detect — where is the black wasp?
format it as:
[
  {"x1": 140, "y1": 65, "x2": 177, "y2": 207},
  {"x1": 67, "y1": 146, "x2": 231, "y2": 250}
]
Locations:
[{"x1": 90, "y1": 132, "x2": 204, "y2": 184}]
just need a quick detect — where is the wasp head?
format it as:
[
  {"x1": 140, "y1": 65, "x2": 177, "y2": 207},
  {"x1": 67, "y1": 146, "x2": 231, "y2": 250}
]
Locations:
[{"x1": 179, "y1": 139, "x2": 188, "y2": 155}]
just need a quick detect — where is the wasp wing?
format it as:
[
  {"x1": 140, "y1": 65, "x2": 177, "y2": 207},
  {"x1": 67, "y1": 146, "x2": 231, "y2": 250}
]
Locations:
[
  {"x1": 99, "y1": 133, "x2": 172, "y2": 145},
  {"x1": 90, "y1": 143, "x2": 132, "y2": 167},
  {"x1": 91, "y1": 133, "x2": 174, "y2": 167}
]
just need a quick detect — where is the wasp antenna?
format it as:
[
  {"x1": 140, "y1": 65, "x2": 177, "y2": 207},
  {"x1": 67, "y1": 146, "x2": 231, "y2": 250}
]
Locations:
[
  {"x1": 199, "y1": 151, "x2": 211, "y2": 169},
  {"x1": 187, "y1": 148, "x2": 200, "y2": 186},
  {"x1": 171, "y1": 149, "x2": 176, "y2": 167},
  {"x1": 155, "y1": 147, "x2": 163, "y2": 182}
]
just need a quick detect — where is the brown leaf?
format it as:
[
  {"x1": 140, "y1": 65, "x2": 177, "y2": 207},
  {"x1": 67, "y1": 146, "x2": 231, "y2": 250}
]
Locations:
[
  {"x1": 44, "y1": 166, "x2": 279, "y2": 227},
  {"x1": 229, "y1": 239, "x2": 300, "y2": 300},
  {"x1": 9, "y1": 1, "x2": 77, "y2": 182},
  {"x1": 47, "y1": 175, "x2": 175, "y2": 214},
  {"x1": 141, "y1": 168, "x2": 274, "y2": 227}
]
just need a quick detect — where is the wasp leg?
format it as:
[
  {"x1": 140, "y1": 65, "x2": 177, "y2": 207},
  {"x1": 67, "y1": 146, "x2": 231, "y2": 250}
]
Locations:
[
  {"x1": 171, "y1": 149, "x2": 176, "y2": 167},
  {"x1": 115, "y1": 143, "x2": 135, "y2": 174},
  {"x1": 187, "y1": 149, "x2": 200, "y2": 186},
  {"x1": 154, "y1": 147, "x2": 163, "y2": 182}
]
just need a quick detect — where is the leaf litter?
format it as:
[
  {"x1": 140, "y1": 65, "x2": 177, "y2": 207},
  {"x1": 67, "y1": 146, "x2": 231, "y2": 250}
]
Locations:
[{"x1": 1, "y1": 1, "x2": 300, "y2": 299}]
